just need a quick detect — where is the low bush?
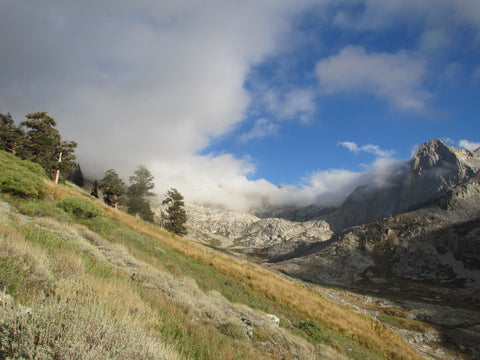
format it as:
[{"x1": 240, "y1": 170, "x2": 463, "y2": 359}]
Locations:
[
  {"x1": 0, "y1": 151, "x2": 45, "y2": 198},
  {"x1": 57, "y1": 198, "x2": 99, "y2": 219},
  {"x1": 13, "y1": 199, "x2": 69, "y2": 221}
]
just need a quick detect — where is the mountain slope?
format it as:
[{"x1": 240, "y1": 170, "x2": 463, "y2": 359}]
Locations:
[{"x1": 0, "y1": 150, "x2": 423, "y2": 360}]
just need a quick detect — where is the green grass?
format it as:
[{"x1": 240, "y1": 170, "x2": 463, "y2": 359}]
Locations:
[
  {"x1": 377, "y1": 314, "x2": 428, "y2": 333},
  {"x1": 57, "y1": 197, "x2": 100, "y2": 219},
  {"x1": 85, "y1": 215, "x2": 278, "y2": 313},
  {"x1": 0, "y1": 257, "x2": 29, "y2": 295},
  {"x1": 289, "y1": 318, "x2": 382, "y2": 360},
  {"x1": 11, "y1": 197, "x2": 70, "y2": 221}
]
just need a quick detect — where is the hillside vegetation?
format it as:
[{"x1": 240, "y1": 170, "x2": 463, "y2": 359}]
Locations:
[{"x1": 0, "y1": 150, "x2": 422, "y2": 360}]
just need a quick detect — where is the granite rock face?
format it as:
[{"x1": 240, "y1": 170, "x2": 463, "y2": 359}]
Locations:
[
  {"x1": 185, "y1": 203, "x2": 333, "y2": 257},
  {"x1": 326, "y1": 139, "x2": 480, "y2": 231}
]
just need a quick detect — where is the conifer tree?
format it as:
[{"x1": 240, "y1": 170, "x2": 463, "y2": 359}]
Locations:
[
  {"x1": 126, "y1": 165, "x2": 155, "y2": 222},
  {"x1": 90, "y1": 180, "x2": 99, "y2": 198},
  {"x1": 99, "y1": 169, "x2": 125, "y2": 209},
  {"x1": 55, "y1": 140, "x2": 78, "y2": 184},
  {"x1": 68, "y1": 164, "x2": 85, "y2": 187},
  {"x1": 20, "y1": 112, "x2": 77, "y2": 182},
  {"x1": 0, "y1": 112, "x2": 24, "y2": 155},
  {"x1": 162, "y1": 188, "x2": 187, "y2": 236}
]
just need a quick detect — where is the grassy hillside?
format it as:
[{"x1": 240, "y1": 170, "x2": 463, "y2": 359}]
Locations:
[{"x1": 0, "y1": 150, "x2": 423, "y2": 360}]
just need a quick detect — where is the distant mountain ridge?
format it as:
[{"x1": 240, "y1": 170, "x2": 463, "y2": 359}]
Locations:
[
  {"x1": 186, "y1": 139, "x2": 480, "y2": 252},
  {"x1": 326, "y1": 139, "x2": 480, "y2": 231}
]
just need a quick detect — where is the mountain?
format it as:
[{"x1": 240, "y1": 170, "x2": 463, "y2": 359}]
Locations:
[
  {"x1": 269, "y1": 173, "x2": 480, "y2": 288},
  {"x1": 187, "y1": 139, "x2": 480, "y2": 260},
  {"x1": 184, "y1": 139, "x2": 480, "y2": 359},
  {"x1": 326, "y1": 139, "x2": 480, "y2": 231}
]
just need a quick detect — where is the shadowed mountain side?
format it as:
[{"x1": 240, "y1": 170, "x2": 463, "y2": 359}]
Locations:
[{"x1": 269, "y1": 170, "x2": 480, "y2": 287}]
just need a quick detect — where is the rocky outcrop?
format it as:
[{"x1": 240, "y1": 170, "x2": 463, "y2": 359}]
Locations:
[
  {"x1": 185, "y1": 204, "x2": 260, "y2": 246},
  {"x1": 185, "y1": 204, "x2": 332, "y2": 257}
]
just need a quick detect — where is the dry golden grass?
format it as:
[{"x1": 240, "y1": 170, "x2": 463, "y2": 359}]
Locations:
[
  {"x1": 1, "y1": 276, "x2": 181, "y2": 360},
  {"x1": 29, "y1": 180, "x2": 424, "y2": 359},
  {"x1": 3, "y1": 185, "x2": 316, "y2": 360},
  {"x1": 99, "y1": 204, "x2": 424, "y2": 360}
]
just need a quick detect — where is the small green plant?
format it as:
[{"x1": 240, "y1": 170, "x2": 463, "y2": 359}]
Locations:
[
  {"x1": 217, "y1": 321, "x2": 247, "y2": 340},
  {"x1": 57, "y1": 198, "x2": 99, "y2": 219},
  {"x1": 294, "y1": 318, "x2": 331, "y2": 344}
]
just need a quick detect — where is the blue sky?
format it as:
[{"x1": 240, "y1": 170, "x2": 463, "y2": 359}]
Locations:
[
  {"x1": 204, "y1": 4, "x2": 480, "y2": 185},
  {"x1": 1, "y1": 1, "x2": 480, "y2": 209}
]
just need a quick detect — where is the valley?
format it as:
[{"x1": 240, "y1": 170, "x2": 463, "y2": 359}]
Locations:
[{"x1": 185, "y1": 139, "x2": 480, "y2": 359}]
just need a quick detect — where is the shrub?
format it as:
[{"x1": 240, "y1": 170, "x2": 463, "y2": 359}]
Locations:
[
  {"x1": 57, "y1": 198, "x2": 99, "y2": 219},
  {"x1": 14, "y1": 199, "x2": 69, "y2": 220},
  {"x1": 0, "y1": 150, "x2": 45, "y2": 198},
  {"x1": 0, "y1": 169, "x2": 42, "y2": 198}
]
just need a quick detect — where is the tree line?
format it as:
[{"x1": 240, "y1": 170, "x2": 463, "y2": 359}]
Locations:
[{"x1": 0, "y1": 111, "x2": 186, "y2": 235}]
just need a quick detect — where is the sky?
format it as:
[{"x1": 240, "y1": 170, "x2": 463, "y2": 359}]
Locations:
[{"x1": 1, "y1": 0, "x2": 480, "y2": 210}]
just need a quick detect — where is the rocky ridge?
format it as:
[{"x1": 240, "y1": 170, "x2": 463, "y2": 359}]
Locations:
[{"x1": 186, "y1": 203, "x2": 333, "y2": 257}]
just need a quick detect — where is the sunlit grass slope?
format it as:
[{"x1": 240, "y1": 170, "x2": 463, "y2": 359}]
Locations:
[{"x1": 0, "y1": 150, "x2": 422, "y2": 360}]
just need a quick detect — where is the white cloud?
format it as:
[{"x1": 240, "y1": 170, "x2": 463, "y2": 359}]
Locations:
[
  {"x1": 240, "y1": 118, "x2": 279, "y2": 143},
  {"x1": 0, "y1": 0, "x2": 317, "y2": 180},
  {"x1": 316, "y1": 46, "x2": 431, "y2": 113},
  {"x1": 459, "y1": 139, "x2": 480, "y2": 151},
  {"x1": 252, "y1": 87, "x2": 317, "y2": 125},
  {"x1": 338, "y1": 141, "x2": 396, "y2": 158},
  {"x1": 441, "y1": 137, "x2": 455, "y2": 145},
  {"x1": 419, "y1": 28, "x2": 450, "y2": 54},
  {"x1": 277, "y1": 89, "x2": 317, "y2": 123},
  {"x1": 147, "y1": 149, "x2": 409, "y2": 210}
]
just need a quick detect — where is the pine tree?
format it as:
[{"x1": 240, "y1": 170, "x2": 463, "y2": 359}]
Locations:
[
  {"x1": 0, "y1": 112, "x2": 24, "y2": 155},
  {"x1": 162, "y1": 188, "x2": 187, "y2": 236},
  {"x1": 127, "y1": 165, "x2": 155, "y2": 222},
  {"x1": 99, "y1": 169, "x2": 125, "y2": 209},
  {"x1": 90, "y1": 180, "x2": 99, "y2": 198},
  {"x1": 55, "y1": 140, "x2": 78, "y2": 184},
  {"x1": 68, "y1": 164, "x2": 85, "y2": 187},
  {"x1": 127, "y1": 197, "x2": 154, "y2": 222},
  {"x1": 20, "y1": 112, "x2": 77, "y2": 182}
]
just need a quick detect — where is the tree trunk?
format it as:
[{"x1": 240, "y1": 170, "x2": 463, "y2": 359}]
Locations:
[{"x1": 54, "y1": 152, "x2": 62, "y2": 184}]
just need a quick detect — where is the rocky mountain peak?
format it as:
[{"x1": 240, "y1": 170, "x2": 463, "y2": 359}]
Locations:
[
  {"x1": 326, "y1": 139, "x2": 480, "y2": 231},
  {"x1": 412, "y1": 139, "x2": 457, "y2": 175}
]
